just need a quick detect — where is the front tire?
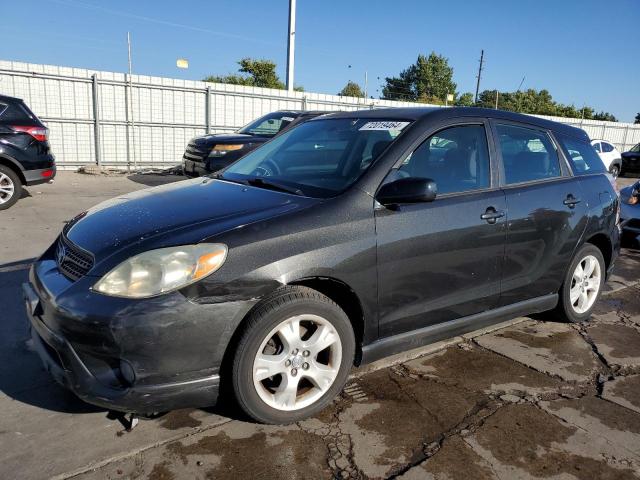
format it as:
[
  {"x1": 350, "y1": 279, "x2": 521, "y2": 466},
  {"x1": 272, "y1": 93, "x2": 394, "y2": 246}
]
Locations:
[
  {"x1": 555, "y1": 244, "x2": 605, "y2": 323},
  {"x1": 0, "y1": 165, "x2": 21, "y2": 210},
  {"x1": 610, "y1": 164, "x2": 620, "y2": 178},
  {"x1": 232, "y1": 286, "x2": 355, "y2": 424}
]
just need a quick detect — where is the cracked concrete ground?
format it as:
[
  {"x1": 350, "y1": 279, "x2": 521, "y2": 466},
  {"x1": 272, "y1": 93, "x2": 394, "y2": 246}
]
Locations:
[{"x1": 1, "y1": 173, "x2": 640, "y2": 480}]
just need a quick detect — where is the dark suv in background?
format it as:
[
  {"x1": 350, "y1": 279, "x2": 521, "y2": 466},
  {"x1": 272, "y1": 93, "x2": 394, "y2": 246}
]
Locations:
[
  {"x1": 0, "y1": 94, "x2": 55, "y2": 210},
  {"x1": 182, "y1": 110, "x2": 323, "y2": 177}
]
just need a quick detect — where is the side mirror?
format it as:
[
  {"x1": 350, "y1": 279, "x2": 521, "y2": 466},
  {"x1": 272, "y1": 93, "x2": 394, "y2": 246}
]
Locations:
[{"x1": 377, "y1": 177, "x2": 437, "y2": 206}]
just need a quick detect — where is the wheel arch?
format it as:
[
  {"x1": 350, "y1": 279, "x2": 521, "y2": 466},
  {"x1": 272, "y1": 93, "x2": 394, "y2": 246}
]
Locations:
[
  {"x1": 0, "y1": 155, "x2": 26, "y2": 184},
  {"x1": 584, "y1": 232, "x2": 613, "y2": 272},
  {"x1": 289, "y1": 276, "x2": 366, "y2": 365}
]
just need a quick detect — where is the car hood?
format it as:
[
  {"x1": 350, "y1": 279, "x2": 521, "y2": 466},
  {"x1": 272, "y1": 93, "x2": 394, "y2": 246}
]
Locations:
[
  {"x1": 193, "y1": 133, "x2": 268, "y2": 147},
  {"x1": 65, "y1": 178, "x2": 319, "y2": 267}
]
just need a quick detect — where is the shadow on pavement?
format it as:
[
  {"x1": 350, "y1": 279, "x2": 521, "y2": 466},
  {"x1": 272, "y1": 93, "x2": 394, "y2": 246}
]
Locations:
[{"x1": 126, "y1": 171, "x2": 187, "y2": 188}]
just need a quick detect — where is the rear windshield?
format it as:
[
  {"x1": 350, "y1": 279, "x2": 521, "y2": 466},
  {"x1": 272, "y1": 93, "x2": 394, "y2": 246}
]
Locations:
[
  {"x1": 556, "y1": 134, "x2": 606, "y2": 175},
  {"x1": 0, "y1": 100, "x2": 41, "y2": 124},
  {"x1": 223, "y1": 117, "x2": 412, "y2": 198}
]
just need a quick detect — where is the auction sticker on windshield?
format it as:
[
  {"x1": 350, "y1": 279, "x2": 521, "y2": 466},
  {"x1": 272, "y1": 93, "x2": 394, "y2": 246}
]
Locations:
[{"x1": 359, "y1": 121, "x2": 410, "y2": 131}]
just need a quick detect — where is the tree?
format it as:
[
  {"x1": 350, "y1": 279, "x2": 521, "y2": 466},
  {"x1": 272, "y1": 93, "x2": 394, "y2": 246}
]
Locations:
[
  {"x1": 474, "y1": 87, "x2": 617, "y2": 121},
  {"x1": 338, "y1": 81, "x2": 364, "y2": 98},
  {"x1": 455, "y1": 92, "x2": 474, "y2": 107},
  {"x1": 204, "y1": 58, "x2": 302, "y2": 90},
  {"x1": 634, "y1": 112, "x2": 640, "y2": 124},
  {"x1": 593, "y1": 111, "x2": 618, "y2": 122},
  {"x1": 382, "y1": 52, "x2": 457, "y2": 104}
]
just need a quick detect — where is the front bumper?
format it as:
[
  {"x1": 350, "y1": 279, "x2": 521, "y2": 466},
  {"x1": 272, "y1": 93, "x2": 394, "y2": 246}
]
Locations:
[
  {"x1": 182, "y1": 159, "x2": 208, "y2": 178},
  {"x1": 620, "y1": 201, "x2": 640, "y2": 236},
  {"x1": 24, "y1": 258, "x2": 257, "y2": 414}
]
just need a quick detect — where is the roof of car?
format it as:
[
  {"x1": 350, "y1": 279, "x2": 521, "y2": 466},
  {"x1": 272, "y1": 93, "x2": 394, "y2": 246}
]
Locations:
[
  {"x1": 319, "y1": 107, "x2": 588, "y2": 140},
  {"x1": 0, "y1": 94, "x2": 21, "y2": 103}
]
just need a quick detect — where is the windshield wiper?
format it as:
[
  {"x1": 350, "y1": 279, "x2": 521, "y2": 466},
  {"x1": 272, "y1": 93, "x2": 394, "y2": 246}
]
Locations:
[
  {"x1": 246, "y1": 177, "x2": 304, "y2": 196},
  {"x1": 210, "y1": 173, "x2": 248, "y2": 185}
]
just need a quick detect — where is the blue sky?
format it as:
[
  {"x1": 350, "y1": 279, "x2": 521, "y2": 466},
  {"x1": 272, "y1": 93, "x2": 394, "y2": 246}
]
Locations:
[{"x1": 3, "y1": 0, "x2": 639, "y2": 121}]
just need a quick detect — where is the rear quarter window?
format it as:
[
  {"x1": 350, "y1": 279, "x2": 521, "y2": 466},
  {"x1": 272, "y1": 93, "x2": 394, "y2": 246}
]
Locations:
[
  {"x1": 0, "y1": 101, "x2": 39, "y2": 123},
  {"x1": 557, "y1": 134, "x2": 606, "y2": 175}
]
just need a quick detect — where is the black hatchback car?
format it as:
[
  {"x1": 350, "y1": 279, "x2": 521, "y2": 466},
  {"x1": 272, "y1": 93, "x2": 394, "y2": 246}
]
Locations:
[
  {"x1": 182, "y1": 110, "x2": 323, "y2": 177},
  {"x1": 0, "y1": 94, "x2": 55, "y2": 209},
  {"x1": 24, "y1": 107, "x2": 619, "y2": 424}
]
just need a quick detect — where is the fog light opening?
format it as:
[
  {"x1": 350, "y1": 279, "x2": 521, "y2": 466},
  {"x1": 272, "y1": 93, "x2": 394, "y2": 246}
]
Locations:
[{"x1": 119, "y1": 359, "x2": 136, "y2": 386}]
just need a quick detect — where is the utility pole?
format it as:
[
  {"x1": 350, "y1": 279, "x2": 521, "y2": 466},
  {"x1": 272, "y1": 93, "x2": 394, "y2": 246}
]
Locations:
[
  {"x1": 495, "y1": 90, "x2": 499, "y2": 109},
  {"x1": 364, "y1": 71, "x2": 368, "y2": 100},
  {"x1": 286, "y1": 0, "x2": 296, "y2": 92},
  {"x1": 127, "y1": 32, "x2": 137, "y2": 171},
  {"x1": 474, "y1": 49, "x2": 484, "y2": 104}
]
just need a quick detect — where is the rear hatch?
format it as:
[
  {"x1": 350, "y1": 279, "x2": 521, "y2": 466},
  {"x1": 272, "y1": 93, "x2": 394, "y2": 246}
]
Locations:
[{"x1": 0, "y1": 98, "x2": 50, "y2": 149}]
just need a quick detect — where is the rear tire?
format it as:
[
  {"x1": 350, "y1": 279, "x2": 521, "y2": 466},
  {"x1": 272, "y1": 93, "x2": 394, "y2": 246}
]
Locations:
[
  {"x1": 232, "y1": 286, "x2": 355, "y2": 424},
  {"x1": 555, "y1": 244, "x2": 605, "y2": 323},
  {"x1": 0, "y1": 165, "x2": 21, "y2": 210}
]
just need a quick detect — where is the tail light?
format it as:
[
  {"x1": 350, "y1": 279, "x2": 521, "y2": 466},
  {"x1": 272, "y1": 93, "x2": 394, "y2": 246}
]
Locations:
[{"x1": 11, "y1": 125, "x2": 49, "y2": 142}]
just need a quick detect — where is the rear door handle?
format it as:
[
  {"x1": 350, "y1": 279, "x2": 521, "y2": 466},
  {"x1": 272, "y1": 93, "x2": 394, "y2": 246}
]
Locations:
[
  {"x1": 481, "y1": 207, "x2": 505, "y2": 224},
  {"x1": 563, "y1": 194, "x2": 581, "y2": 208}
]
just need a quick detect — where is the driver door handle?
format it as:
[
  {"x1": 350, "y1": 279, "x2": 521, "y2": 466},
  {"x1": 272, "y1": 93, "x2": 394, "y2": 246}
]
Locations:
[
  {"x1": 563, "y1": 194, "x2": 581, "y2": 208},
  {"x1": 481, "y1": 207, "x2": 505, "y2": 224}
]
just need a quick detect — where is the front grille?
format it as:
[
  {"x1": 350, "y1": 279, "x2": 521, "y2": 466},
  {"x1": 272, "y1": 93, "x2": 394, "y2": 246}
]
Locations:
[
  {"x1": 56, "y1": 235, "x2": 94, "y2": 281},
  {"x1": 183, "y1": 142, "x2": 208, "y2": 162}
]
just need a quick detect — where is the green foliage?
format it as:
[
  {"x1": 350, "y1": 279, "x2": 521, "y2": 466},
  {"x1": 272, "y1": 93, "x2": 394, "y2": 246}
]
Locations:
[
  {"x1": 338, "y1": 81, "x2": 364, "y2": 98},
  {"x1": 634, "y1": 112, "x2": 640, "y2": 124},
  {"x1": 455, "y1": 92, "x2": 474, "y2": 107},
  {"x1": 382, "y1": 52, "x2": 456, "y2": 104},
  {"x1": 474, "y1": 88, "x2": 617, "y2": 121},
  {"x1": 204, "y1": 58, "x2": 302, "y2": 91}
]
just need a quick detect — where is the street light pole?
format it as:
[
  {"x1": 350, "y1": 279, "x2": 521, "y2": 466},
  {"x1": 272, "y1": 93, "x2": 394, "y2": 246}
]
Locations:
[{"x1": 286, "y1": 0, "x2": 296, "y2": 92}]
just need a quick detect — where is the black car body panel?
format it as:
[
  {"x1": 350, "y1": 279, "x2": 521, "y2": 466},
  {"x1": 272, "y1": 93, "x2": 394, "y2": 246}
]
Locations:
[
  {"x1": 620, "y1": 180, "x2": 640, "y2": 236},
  {"x1": 26, "y1": 107, "x2": 620, "y2": 413},
  {"x1": 0, "y1": 94, "x2": 55, "y2": 185},
  {"x1": 182, "y1": 111, "x2": 324, "y2": 177},
  {"x1": 621, "y1": 143, "x2": 640, "y2": 174}
]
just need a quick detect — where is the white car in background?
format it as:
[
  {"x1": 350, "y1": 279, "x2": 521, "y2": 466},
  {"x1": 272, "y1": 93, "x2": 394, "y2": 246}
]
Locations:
[{"x1": 591, "y1": 139, "x2": 622, "y2": 177}]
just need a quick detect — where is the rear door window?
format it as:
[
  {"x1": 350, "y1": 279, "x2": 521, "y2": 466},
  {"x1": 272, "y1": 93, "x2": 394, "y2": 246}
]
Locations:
[
  {"x1": 593, "y1": 142, "x2": 601, "y2": 153},
  {"x1": 601, "y1": 142, "x2": 614, "y2": 153},
  {"x1": 495, "y1": 124, "x2": 561, "y2": 184},
  {"x1": 557, "y1": 134, "x2": 606, "y2": 175}
]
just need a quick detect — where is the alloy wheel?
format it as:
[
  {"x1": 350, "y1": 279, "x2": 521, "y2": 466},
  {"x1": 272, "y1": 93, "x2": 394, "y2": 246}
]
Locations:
[
  {"x1": 252, "y1": 314, "x2": 342, "y2": 411},
  {"x1": 569, "y1": 254, "x2": 601, "y2": 314},
  {"x1": 0, "y1": 172, "x2": 15, "y2": 204}
]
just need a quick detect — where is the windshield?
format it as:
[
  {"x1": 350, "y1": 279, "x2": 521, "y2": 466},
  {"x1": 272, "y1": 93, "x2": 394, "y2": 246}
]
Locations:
[
  {"x1": 222, "y1": 117, "x2": 411, "y2": 198},
  {"x1": 630, "y1": 143, "x2": 640, "y2": 153},
  {"x1": 237, "y1": 111, "x2": 298, "y2": 137}
]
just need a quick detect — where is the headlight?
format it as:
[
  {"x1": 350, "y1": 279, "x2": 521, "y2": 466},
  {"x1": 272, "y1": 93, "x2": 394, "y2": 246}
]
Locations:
[
  {"x1": 209, "y1": 144, "x2": 244, "y2": 157},
  {"x1": 623, "y1": 185, "x2": 640, "y2": 205},
  {"x1": 93, "y1": 244, "x2": 227, "y2": 298}
]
